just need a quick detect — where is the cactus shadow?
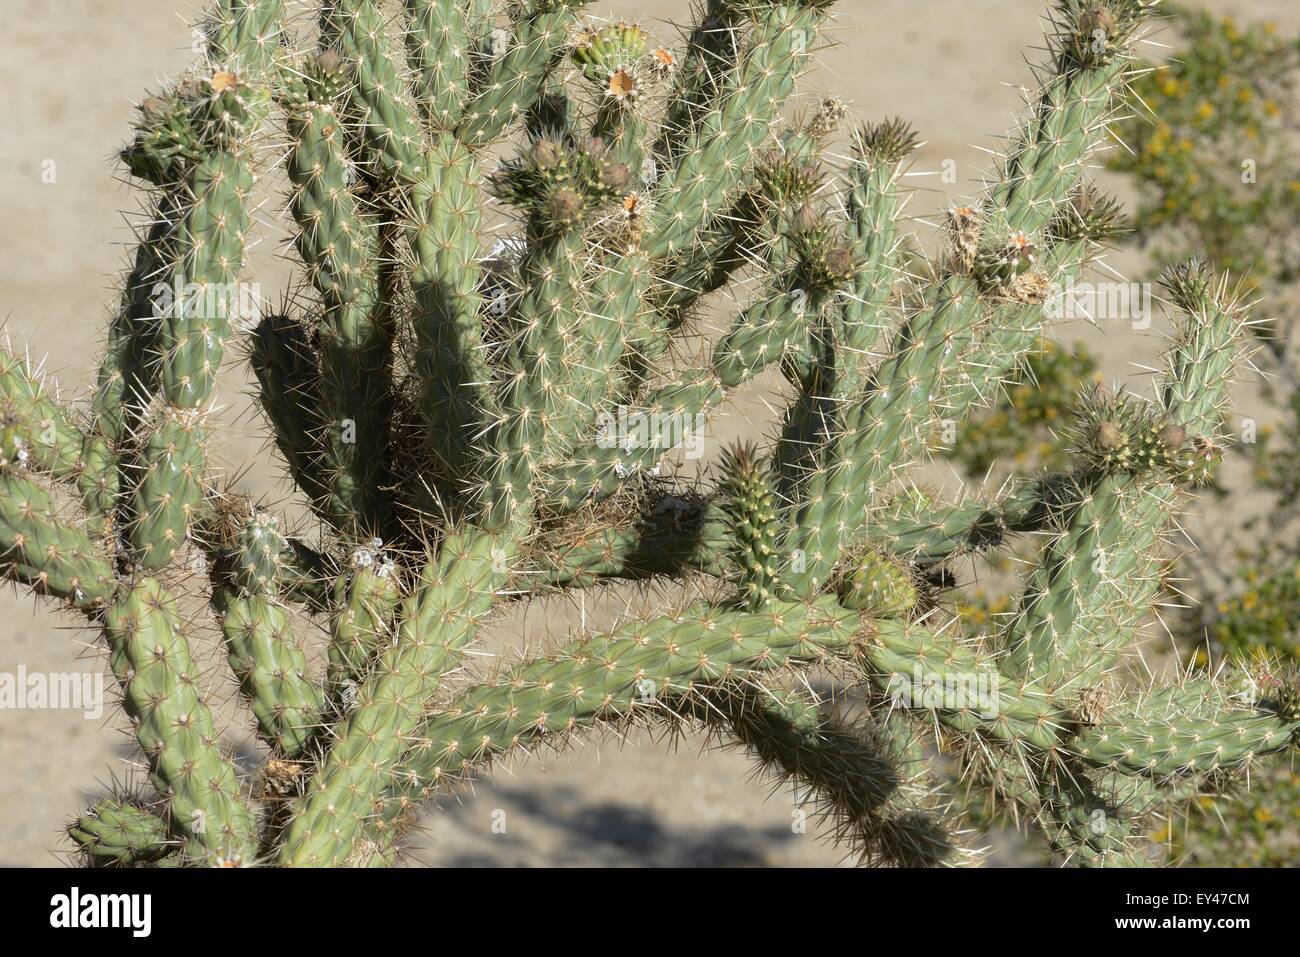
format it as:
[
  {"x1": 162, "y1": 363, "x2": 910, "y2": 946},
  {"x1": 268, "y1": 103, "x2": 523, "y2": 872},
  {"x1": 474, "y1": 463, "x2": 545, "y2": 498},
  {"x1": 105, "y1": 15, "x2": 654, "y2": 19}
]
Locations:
[{"x1": 413, "y1": 783, "x2": 799, "y2": 867}]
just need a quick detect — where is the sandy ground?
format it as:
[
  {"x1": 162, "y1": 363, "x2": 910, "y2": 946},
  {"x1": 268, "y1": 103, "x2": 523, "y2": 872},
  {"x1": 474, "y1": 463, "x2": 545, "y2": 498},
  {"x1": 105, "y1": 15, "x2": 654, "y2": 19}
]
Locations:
[{"x1": 1, "y1": 0, "x2": 1296, "y2": 867}]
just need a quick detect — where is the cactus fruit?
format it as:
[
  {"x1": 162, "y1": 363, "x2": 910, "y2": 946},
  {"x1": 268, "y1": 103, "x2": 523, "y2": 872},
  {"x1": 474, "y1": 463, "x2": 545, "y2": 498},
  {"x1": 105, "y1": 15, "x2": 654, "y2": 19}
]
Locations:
[{"x1": 6, "y1": 0, "x2": 1295, "y2": 868}]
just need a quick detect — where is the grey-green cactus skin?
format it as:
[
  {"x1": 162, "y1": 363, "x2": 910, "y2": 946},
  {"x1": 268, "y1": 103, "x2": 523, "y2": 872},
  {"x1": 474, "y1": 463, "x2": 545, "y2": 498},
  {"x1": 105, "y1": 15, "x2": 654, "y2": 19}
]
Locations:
[{"x1": 4, "y1": 0, "x2": 1294, "y2": 869}]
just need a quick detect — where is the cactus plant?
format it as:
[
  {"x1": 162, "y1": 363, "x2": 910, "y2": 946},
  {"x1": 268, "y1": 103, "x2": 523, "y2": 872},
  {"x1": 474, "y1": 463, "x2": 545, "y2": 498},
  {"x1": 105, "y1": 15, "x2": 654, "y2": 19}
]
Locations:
[{"x1": 3, "y1": 0, "x2": 1296, "y2": 868}]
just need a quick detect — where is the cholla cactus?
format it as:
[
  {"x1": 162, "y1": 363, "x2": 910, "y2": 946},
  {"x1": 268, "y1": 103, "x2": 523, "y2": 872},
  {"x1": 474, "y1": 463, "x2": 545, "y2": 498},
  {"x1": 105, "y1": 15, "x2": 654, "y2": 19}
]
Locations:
[{"x1": 2, "y1": 0, "x2": 1296, "y2": 868}]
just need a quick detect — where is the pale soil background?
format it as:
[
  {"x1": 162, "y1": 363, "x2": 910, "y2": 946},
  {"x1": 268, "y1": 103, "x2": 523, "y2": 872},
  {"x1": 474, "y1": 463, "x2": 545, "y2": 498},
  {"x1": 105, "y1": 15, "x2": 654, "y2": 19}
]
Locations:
[{"x1": 1, "y1": 0, "x2": 1295, "y2": 866}]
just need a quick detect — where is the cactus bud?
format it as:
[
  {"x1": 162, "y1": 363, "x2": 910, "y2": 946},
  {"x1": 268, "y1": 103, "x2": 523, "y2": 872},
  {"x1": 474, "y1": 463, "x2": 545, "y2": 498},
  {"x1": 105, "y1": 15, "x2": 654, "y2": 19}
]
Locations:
[
  {"x1": 1082, "y1": 5, "x2": 1117, "y2": 39},
  {"x1": 974, "y1": 228, "x2": 1040, "y2": 287},
  {"x1": 1050, "y1": 183, "x2": 1128, "y2": 243},
  {"x1": 531, "y1": 137, "x2": 563, "y2": 168},
  {"x1": 824, "y1": 245, "x2": 855, "y2": 284},
  {"x1": 601, "y1": 161, "x2": 632, "y2": 193},
  {"x1": 1095, "y1": 420, "x2": 1124, "y2": 451},
  {"x1": 755, "y1": 155, "x2": 823, "y2": 204},
  {"x1": 1272, "y1": 670, "x2": 1300, "y2": 722},
  {"x1": 806, "y1": 97, "x2": 848, "y2": 140},
  {"x1": 1158, "y1": 423, "x2": 1187, "y2": 450},
  {"x1": 948, "y1": 204, "x2": 981, "y2": 270},
  {"x1": 547, "y1": 187, "x2": 584, "y2": 226},
  {"x1": 140, "y1": 96, "x2": 171, "y2": 122},
  {"x1": 791, "y1": 203, "x2": 820, "y2": 236},
  {"x1": 1059, "y1": 0, "x2": 1140, "y2": 68},
  {"x1": 1075, "y1": 685, "x2": 1110, "y2": 727},
  {"x1": 1162, "y1": 258, "x2": 1213, "y2": 314},
  {"x1": 855, "y1": 116, "x2": 920, "y2": 166},
  {"x1": 316, "y1": 49, "x2": 345, "y2": 76},
  {"x1": 176, "y1": 76, "x2": 203, "y2": 100}
]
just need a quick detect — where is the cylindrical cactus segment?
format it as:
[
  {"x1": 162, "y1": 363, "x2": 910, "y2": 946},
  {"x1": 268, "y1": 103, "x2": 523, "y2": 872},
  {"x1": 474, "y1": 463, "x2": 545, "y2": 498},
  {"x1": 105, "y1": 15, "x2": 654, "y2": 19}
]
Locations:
[
  {"x1": 326, "y1": 542, "x2": 402, "y2": 689},
  {"x1": 405, "y1": 0, "x2": 476, "y2": 130},
  {"x1": 77, "y1": 435, "x2": 120, "y2": 539},
  {"x1": 1036, "y1": 764, "x2": 1153, "y2": 867},
  {"x1": 0, "y1": 467, "x2": 116, "y2": 608},
  {"x1": 455, "y1": 0, "x2": 592, "y2": 149},
  {"x1": 374, "y1": 597, "x2": 861, "y2": 839},
  {"x1": 1000, "y1": 471, "x2": 1163, "y2": 684},
  {"x1": 130, "y1": 407, "x2": 209, "y2": 570},
  {"x1": 282, "y1": 528, "x2": 513, "y2": 866},
  {"x1": 836, "y1": 117, "x2": 918, "y2": 396},
  {"x1": 549, "y1": 247, "x2": 654, "y2": 445},
  {"x1": 864, "y1": 621, "x2": 1064, "y2": 752},
  {"x1": 321, "y1": 0, "x2": 426, "y2": 182},
  {"x1": 104, "y1": 579, "x2": 260, "y2": 865},
  {"x1": 0, "y1": 349, "x2": 85, "y2": 480},
  {"x1": 160, "y1": 139, "x2": 254, "y2": 410},
  {"x1": 1003, "y1": 261, "x2": 1247, "y2": 685},
  {"x1": 645, "y1": 4, "x2": 827, "y2": 260},
  {"x1": 408, "y1": 135, "x2": 495, "y2": 490},
  {"x1": 205, "y1": 0, "x2": 287, "y2": 73},
  {"x1": 249, "y1": 312, "x2": 324, "y2": 501},
  {"x1": 784, "y1": 276, "x2": 982, "y2": 594},
  {"x1": 871, "y1": 473, "x2": 1078, "y2": 568},
  {"x1": 654, "y1": 0, "x2": 746, "y2": 163},
  {"x1": 214, "y1": 590, "x2": 322, "y2": 756},
  {"x1": 286, "y1": 86, "x2": 394, "y2": 534},
  {"x1": 689, "y1": 683, "x2": 962, "y2": 866},
  {"x1": 127, "y1": 70, "x2": 265, "y2": 573},
  {"x1": 988, "y1": 0, "x2": 1149, "y2": 238},
  {"x1": 1160, "y1": 259, "x2": 1247, "y2": 437},
  {"x1": 228, "y1": 510, "x2": 288, "y2": 595},
  {"x1": 1069, "y1": 678, "x2": 1300, "y2": 777},
  {"x1": 718, "y1": 442, "x2": 785, "y2": 609},
  {"x1": 68, "y1": 800, "x2": 174, "y2": 866},
  {"x1": 477, "y1": 136, "x2": 634, "y2": 524},
  {"x1": 89, "y1": 204, "x2": 176, "y2": 444}
]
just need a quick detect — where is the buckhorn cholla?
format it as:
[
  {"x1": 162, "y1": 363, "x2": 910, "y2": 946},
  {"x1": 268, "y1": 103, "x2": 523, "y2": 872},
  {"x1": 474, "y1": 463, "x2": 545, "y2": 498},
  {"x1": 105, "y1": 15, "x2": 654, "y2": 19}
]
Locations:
[{"x1": 2, "y1": 0, "x2": 1296, "y2": 867}]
